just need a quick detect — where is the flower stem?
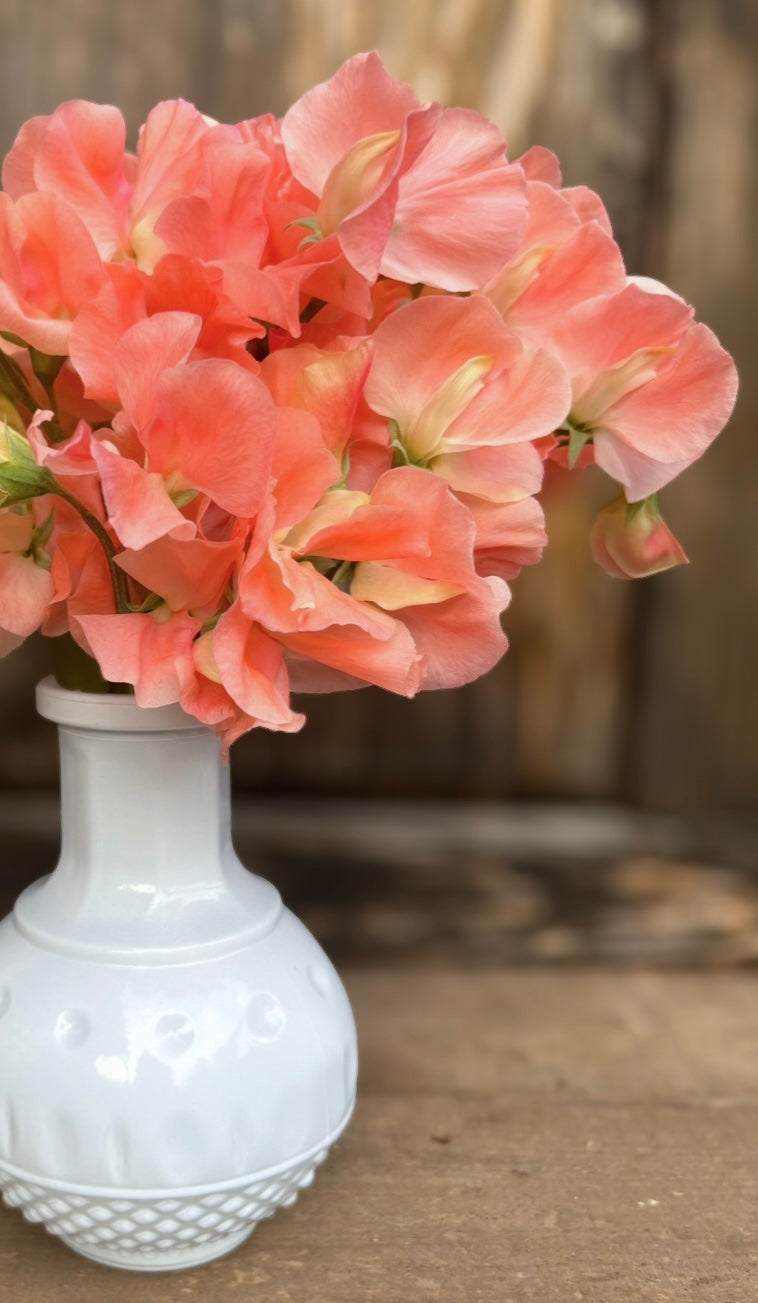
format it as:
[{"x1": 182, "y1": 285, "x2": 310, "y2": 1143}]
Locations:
[
  {"x1": 0, "y1": 351, "x2": 37, "y2": 417},
  {"x1": 0, "y1": 351, "x2": 67, "y2": 442},
  {"x1": 50, "y1": 481, "x2": 131, "y2": 614}
]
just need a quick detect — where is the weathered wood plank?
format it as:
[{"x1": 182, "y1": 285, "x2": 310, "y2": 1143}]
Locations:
[
  {"x1": 630, "y1": 0, "x2": 758, "y2": 813},
  {"x1": 2, "y1": 970, "x2": 758, "y2": 1301}
]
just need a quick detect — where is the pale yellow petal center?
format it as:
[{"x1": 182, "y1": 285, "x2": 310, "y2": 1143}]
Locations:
[
  {"x1": 404, "y1": 355, "x2": 494, "y2": 462},
  {"x1": 572, "y1": 347, "x2": 673, "y2": 428},
  {"x1": 318, "y1": 130, "x2": 402, "y2": 235}
]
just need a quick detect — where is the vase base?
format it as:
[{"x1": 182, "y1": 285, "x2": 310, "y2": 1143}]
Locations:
[{"x1": 61, "y1": 1224, "x2": 254, "y2": 1273}]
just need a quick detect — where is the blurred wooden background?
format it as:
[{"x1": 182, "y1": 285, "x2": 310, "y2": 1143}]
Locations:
[{"x1": 0, "y1": 0, "x2": 754, "y2": 816}]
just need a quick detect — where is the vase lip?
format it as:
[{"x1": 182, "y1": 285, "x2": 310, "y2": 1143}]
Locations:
[{"x1": 36, "y1": 675, "x2": 204, "y2": 733}]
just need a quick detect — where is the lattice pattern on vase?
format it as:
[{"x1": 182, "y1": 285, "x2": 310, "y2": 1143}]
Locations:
[{"x1": 0, "y1": 1147, "x2": 329, "y2": 1256}]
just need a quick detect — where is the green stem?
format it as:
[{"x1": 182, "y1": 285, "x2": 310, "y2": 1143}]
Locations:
[
  {"x1": 52, "y1": 633, "x2": 129, "y2": 693},
  {"x1": 331, "y1": 560, "x2": 355, "y2": 591},
  {"x1": 50, "y1": 481, "x2": 131, "y2": 614},
  {"x1": 29, "y1": 348, "x2": 65, "y2": 412},
  {"x1": 0, "y1": 351, "x2": 67, "y2": 442},
  {"x1": 300, "y1": 297, "x2": 326, "y2": 324},
  {"x1": 0, "y1": 351, "x2": 37, "y2": 416}
]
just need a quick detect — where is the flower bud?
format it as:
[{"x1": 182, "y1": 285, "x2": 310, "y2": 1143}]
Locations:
[
  {"x1": 0, "y1": 423, "x2": 55, "y2": 507},
  {"x1": 590, "y1": 494, "x2": 688, "y2": 579}
]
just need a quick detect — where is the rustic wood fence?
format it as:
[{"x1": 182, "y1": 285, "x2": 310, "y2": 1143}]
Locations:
[{"x1": 0, "y1": 0, "x2": 754, "y2": 814}]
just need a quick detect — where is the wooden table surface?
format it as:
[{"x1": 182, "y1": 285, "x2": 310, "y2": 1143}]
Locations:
[{"x1": 2, "y1": 968, "x2": 758, "y2": 1303}]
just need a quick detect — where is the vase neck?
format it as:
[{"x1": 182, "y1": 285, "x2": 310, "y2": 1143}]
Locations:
[
  {"x1": 15, "y1": 692, "x2": 281, "y2": 964},
  {"x1": 59, "y1": 723, "x2": 230, "y2": 886}
]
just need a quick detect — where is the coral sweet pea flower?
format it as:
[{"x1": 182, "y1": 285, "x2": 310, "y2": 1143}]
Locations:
[
  {"x1": 383, "y1": 106, "x2": 527, "y2": 290},
  {"x1": 84, "y1": 312, "x2": 279, "y2": 550},
  {"x1": 485, "y1": 168, "x2": 626, "y2": 339},
  {"x1": 281, "y1": 51, "x2": 527, "y2": 290},
  {"x1": 192, "y1": 599, "x2": 305, "y2": 737},
  {"x1": 550, "y1": 283, "x2": 738, "y2": 499},
  {"x1": 69, "y1": 256, "x2": 263, "y2": 409},
  {"x1": 238, "y1": 527, "x2": 422, "y2": 698},
  {"x1": 114, "y1": 535, "x2": 244, "y2": 616},
  {"x1": 75, "y1": 608, "x2": 202, "y2": 707},
  {"x1": 223, "y1": 407, "x2": 421, "y2": 697},
  {"x1": 0, "y1": 191, "x2": 106, "y2": 354},
  {"x1": 261, "y1": 340, "x2": 372, "y2": 461},
  {"x1": 43, "y1": 514, "x2": 114, "y2": 637},
  {"x1": 280, "y1": 52, "x2": 431, "y2": 283},
  {"x1": 283, "y1": 466, "x2": 511, "y2": 690},
  {"x1": 0, "y1": 508, "x2": 55, "y2": 653},
  {"x1": 128, "y1": 100, "x2": 240, "y2": 272},
  {"x1": 364, "y1": 294, "x2": 571, "y2": 499},
  {"x1": 76, "y1": 603, "x2": 305, "y2": 747},
  {"x1": 455, "y1": 494, "x2": 548, "y2": 582},
  {"x1": 2, "y1": 100, "x2": 133, "y2": 260}
]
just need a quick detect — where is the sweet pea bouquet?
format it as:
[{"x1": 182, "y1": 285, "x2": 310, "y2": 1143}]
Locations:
[{"x1": 0, "y1": 53, "x2": 737, "y2": 746}]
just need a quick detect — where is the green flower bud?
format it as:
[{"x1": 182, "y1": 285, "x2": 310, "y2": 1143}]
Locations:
[{"x1": 0, "y1": 423, "x2": 55, "y2": 507}]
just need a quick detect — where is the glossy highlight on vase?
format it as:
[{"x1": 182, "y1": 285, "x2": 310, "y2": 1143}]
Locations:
[{"x1": 0, "y1": 681, "x2": 358, "y2": 1271}]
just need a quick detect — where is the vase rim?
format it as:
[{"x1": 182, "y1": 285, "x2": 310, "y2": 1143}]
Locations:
[{"x1": 36, "y1": 675, "x2": 204, "y2": 733}]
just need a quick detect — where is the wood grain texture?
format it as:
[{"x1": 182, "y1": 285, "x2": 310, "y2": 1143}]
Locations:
[
  {"x1": 0, "y1": 0, "x2": 753, "y2": 812},
  {"x1": 2, "y1": 970, "x2": 758, "y2": 1301},
  {"x1": 629, "y1": 0, "x2": 758, "y2": 812}
]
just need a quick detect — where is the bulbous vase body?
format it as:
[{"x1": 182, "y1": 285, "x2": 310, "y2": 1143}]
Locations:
[{"x1": 0, "y1": 678, "x2": 357, "y2": 1272}]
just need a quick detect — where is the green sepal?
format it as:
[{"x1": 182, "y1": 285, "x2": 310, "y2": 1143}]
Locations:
[
  {"x1": 286, "y1": 215, "x2": 322, "y2": 236},
  {"x1": 0, "y1": 424, "x2": 56, "y2": 506},
  {"x1": 171, "y1": 488, "x2": 199, "y2": 510},
  {"x1": 567, "y1": 426, "x2": 591, "y2": 470},
  {"x1": 299, "y1": 555, "x2": 335, "y2": 576},
  {"x1": 30, "y1": 509, "x2": 55, "y2": 567},
  {"x1": 127, "y1": 591, "x2": 164, "y2": 615},
  {"x1": 625, "y1": 492, "x2": 661, "y2": 524}
]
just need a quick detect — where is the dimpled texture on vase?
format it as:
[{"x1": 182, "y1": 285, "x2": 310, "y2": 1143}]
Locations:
[{"x1": 0, "y1": 679, "x2": 358, "y2": 1272}]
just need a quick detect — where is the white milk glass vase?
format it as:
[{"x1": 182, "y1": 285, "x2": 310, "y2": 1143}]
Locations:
[{"x1": 0, "y1": 677, "x2": 357, "y2": 1273}]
